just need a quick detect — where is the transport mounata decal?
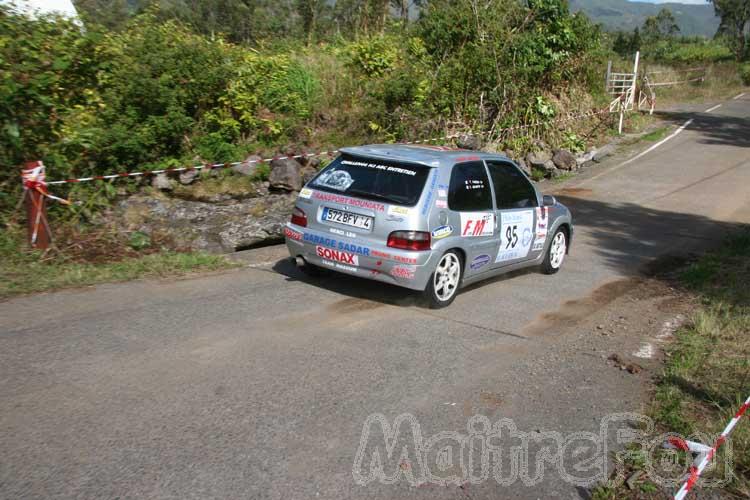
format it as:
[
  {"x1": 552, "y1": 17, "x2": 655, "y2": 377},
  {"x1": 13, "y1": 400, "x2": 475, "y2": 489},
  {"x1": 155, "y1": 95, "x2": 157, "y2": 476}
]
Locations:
[{"x1": 312, "y1": 191, "x2": 385, "y2": 212}]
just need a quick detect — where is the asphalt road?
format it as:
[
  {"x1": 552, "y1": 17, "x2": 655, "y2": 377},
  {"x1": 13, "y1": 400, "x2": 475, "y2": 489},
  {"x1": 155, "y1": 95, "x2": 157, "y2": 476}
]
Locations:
[{"x1": 1, "y1": 95, "x2": 749, "y2": 499}]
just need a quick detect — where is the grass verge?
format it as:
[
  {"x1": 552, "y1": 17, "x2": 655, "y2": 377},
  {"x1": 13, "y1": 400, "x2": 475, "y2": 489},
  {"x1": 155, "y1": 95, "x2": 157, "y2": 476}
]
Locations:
[
  {"x1": 592, "y1": 228, "x2": 750, "y2": 499},
  {"x1": 0, "y1": 227, "x2": 239, "y2": 299}
]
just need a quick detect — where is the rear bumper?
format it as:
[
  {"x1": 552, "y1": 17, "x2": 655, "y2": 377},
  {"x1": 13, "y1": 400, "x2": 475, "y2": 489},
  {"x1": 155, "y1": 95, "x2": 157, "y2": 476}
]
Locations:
[{"x1": 284, "y1": 223, "x2": 434, "y2": 292}]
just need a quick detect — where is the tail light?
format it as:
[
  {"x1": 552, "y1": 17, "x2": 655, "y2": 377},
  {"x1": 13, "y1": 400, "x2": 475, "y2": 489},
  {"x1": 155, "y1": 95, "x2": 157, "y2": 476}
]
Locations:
[
  {"x1": 291, "y1": 207, "x2": 307, "y2": 227},
  {"x1": 387, "y1": 231, "x2": 431, "y2": 251}
]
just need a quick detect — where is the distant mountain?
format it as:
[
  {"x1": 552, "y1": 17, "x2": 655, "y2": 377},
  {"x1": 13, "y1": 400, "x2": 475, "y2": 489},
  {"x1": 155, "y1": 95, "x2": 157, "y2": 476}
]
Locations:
[{"x1": 569, "y1": 0, "x2": 720, "y2": 37}]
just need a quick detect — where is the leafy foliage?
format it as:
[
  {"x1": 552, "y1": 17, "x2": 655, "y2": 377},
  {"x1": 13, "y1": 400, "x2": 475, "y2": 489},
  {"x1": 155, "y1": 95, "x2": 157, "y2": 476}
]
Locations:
[{"x1": 0, "y1": 0, "x2": 608, "y2": 212}]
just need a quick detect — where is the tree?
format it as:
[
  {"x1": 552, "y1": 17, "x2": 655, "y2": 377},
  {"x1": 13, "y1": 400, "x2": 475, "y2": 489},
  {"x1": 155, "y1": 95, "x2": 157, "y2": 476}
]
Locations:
[
  {"x1": 73, "y1": 0, "x2": 134, "y2": 30},
  {"x1": 712, "y1": 0, "x2": 750, "y2": 60},
  {"x1": 631, "y1": 27, "x2": 642, "y2": 52},
  {"x1": 642, "y1": 8, "x2": 680, "y2": 42},
  {"x1": 296, "y1": 0, "x2": 326, "y2": 45},
  {"x1": 613, "y1": 31, "x2": 630, "y2": 56}
]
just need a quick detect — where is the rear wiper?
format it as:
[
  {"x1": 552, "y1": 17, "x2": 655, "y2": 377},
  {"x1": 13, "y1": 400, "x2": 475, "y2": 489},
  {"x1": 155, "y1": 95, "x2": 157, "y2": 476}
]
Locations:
[{"x1": 346, "y1": 189, "x2": 404, "y2": 205}]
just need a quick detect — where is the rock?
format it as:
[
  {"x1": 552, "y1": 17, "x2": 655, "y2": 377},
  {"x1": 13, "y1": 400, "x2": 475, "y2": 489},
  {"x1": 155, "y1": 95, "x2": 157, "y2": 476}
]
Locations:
[
  {"x1": 516, "y1": 158, "x2": 530, "y2": 176},
  {"x1": 300, "y1": 166, "x2": 318, "y2": 184},
  {"x1": 526, "y1": 150, "x2": 552, "y2": 169},
  {"x1": 593, "y1": 144, "x2": 616, "y2": 162},
  {"x1": 532, "y1": 139, "x2": 549, "y2": 151},
  {"x1": 269, "y1": 157, "x2": 303, "y2": 192},
  {"x1": 233, "y1": 155, "x2": 261, "y2": 177},
  {"x1": 456, "y1": 134, "x2": 481, "y2": 150},
  {"x1": 179, "y1": 169, "x2": 198, "y2": 185},
  {"x1": 116, "y1": 192, "x2": 297, "y2": 253},
  {"x1": 552, "y1": 149, "x2": 577, "y2": 171},
  {"x1": 151, "y1": 173, "x2": 173, "y2": 191},
  {"x1": 307, "y1": 156, "x2": 321, "y2": 170},
  {"x1": 575, "y1": 150, "x2": 596, "y2": 167}
]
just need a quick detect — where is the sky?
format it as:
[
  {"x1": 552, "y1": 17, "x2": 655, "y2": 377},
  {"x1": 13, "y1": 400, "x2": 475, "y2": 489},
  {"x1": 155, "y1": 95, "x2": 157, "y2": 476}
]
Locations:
[{"x1": 1, "y1": 0, "x2": 79, "y2": 17}]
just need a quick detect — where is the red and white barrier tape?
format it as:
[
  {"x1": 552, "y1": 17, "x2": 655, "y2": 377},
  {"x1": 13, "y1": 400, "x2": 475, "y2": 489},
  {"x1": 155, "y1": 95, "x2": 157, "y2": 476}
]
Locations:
[
  {"x1": 43, "y1": 107, "x2": 611, "y2": 186},
  {"x1": 668, "y1": 396, "x2": 750, "y2": 500},
  {"x1": 21, "y1": 161, "x2": 70, "y2": 245}
]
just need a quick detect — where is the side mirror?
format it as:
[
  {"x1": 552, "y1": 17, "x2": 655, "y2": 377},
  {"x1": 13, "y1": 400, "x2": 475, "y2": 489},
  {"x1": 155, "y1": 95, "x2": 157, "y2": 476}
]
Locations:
[{"x1": 542, "y1": 195, "x2": 557, "y2": 207}]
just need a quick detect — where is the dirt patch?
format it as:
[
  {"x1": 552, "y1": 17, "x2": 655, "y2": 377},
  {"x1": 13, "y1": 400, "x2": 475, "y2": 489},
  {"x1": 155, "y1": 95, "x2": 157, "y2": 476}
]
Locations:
[
  {"x1": 522, "y1": 278, "x2": 641, "y2": 337},
  {"x1": 326, "y1": 297, "x2": 385, "y2": 314},
  {"x1": 553, "y1": 187, "x2": 594, "y2": 198}
]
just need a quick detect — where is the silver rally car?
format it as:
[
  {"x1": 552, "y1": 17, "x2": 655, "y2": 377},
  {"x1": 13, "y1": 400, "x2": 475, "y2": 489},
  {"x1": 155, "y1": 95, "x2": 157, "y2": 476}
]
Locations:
[{"x1": 284, "y1": 145, "x2": 572, "y2": 308}]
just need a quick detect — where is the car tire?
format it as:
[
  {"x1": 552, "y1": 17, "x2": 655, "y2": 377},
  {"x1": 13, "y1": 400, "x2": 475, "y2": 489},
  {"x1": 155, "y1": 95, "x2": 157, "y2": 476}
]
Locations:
[
  {"x1": 424, "y1": 250, "x2": 463, "y2": 309},
  {"x1": 541, "y1": 227, "x2": 567, "y2": 275}
]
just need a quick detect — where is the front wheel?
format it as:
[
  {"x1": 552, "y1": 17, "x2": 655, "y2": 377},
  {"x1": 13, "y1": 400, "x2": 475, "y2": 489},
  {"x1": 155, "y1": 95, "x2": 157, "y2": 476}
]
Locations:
[
  {"x1": 541, "y1": 228, "x2": 567, "y2": 274},
  {"x1": 424, "y1": 250, "x2": 462, "y2": 308}
]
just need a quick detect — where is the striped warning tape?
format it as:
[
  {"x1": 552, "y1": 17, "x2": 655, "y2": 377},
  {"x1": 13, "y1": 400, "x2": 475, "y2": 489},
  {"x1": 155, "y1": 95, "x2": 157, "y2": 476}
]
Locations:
[
  {"x1": 43, "y1": 107, "x2": 612, "y2": 186},
  {"x1": 668, "y1": 395, "x2": 750, "y2": 500}
]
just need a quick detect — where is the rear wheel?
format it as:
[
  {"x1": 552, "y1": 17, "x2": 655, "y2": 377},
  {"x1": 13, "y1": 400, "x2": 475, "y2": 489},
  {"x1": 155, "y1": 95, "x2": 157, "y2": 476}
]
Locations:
[
  {"x1": 424, "y1": 250, "x2": 462, "y2": 308},
  {"x1": 541, "y1": 228, "x2": 567, "y2": 274}
]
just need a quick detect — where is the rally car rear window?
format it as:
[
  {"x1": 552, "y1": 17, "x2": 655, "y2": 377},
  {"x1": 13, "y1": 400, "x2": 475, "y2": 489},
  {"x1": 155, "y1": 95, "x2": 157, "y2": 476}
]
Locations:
[{"x1": 310, "y1": 154, "x2": 430, "y2": 206}]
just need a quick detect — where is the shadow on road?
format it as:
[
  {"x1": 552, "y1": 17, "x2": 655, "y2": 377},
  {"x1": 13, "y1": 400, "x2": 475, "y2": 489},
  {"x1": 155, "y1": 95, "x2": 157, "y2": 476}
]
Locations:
[
  {"x1": 556, "y1": 195, "x2": 746, "y2": 278},
  {"x1": 653, "y1": 110, "x2": 750, "y2": 148}
]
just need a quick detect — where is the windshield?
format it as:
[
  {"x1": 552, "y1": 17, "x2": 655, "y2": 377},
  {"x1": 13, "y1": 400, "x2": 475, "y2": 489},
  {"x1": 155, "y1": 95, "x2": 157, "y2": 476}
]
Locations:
[{"x1": 310, "y1": 154, "x2": 431, "y2": 206}]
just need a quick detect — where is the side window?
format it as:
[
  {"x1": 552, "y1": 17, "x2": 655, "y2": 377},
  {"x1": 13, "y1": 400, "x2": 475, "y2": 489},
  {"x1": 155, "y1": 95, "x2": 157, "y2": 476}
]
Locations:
[
  {"x1": 487, "y1": 161, "x2": 538, "y2": 209},
  {"x1": 448, "y1": 161, "x2": 493, "y2": 211}
]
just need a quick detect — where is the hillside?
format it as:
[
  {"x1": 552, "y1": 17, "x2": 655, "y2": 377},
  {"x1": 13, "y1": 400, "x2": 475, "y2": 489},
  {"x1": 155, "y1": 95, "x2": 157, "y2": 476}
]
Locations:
[{"x1": 569, "y1": 0, "x2": 720, "y2": 36}]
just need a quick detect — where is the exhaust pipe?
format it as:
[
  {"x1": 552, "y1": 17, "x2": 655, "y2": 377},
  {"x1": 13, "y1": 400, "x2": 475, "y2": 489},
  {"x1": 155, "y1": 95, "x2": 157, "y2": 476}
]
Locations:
[{"x1": 295, "y1": 256, "x2": 306, "y2": 268}]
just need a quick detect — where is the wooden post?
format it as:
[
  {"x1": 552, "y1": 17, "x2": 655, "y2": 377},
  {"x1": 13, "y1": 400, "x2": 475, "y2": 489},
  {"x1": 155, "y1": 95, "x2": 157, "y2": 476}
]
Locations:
[
  {"x1": 22, "y1": 161, "x2": 51, "y2": 250},
  {"x1": 605, "y1": 60, "x2": 612, "y2": 93}
]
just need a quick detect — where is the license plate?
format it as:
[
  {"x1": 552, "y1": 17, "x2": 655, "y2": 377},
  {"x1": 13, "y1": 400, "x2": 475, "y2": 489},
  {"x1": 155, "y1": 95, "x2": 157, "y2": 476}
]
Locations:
[{"x1": 322, "y1": 207, "x2": 373, "y2": 230}]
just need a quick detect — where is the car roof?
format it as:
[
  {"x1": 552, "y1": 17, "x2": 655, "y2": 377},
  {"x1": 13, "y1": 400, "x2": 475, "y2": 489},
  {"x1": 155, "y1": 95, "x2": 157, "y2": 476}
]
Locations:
[{"x1": 339, "y1": 144, "x2": 511, "y2": 168}]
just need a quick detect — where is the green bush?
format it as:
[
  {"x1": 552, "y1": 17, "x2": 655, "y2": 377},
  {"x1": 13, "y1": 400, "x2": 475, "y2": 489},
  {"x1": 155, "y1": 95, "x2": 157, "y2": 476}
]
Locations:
[{"x1": 740, "y1": 63, "x2": 750, "y2": 86}]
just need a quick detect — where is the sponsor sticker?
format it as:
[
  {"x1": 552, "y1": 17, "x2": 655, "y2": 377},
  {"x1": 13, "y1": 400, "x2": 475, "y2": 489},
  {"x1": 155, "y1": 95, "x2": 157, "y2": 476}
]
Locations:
[
  {"x1": 437, "y1": 189, "x2": 447, "y2": 198},
  {"x1": 312, "y1": 191, "x2": 385, "y2": 212},
  {"x1": 534, "y1": 207, "x2": 549, "y2": 245},
  {"x1": 316, "y1": 246, "x2": 359, "y2": 265},
  {"x1": 320, "y1": 260, "x2": 358, "y2": 273},
  {"x1": 299, "y1": 187, "x2": 313, "y2": 199},
  {"x1": 341, "y1": 159, "x2": 418, "y2": 176},
  {"x1": 421, "y1": 171, "x2": 438, "y2": 217},
  {"x1": 329, "y1": 227, "x2": 356, "y2": 238},
  {"x1": 391, "y1": 266, "x2": 416, "y2": 280},
  {"x1": 460, "y1": 212, "x2": 494, "y2": 237},
  {"x1": 435, "y1": 199, "x2": 448, "y2": 208},
  {"x1": 284, "y1": 226, "x2": 303, "y2": 241},
  {"x1": 470, "y1": 254, "x2": 491, "y2": 271},
  {"x1": 388, "y1": 205, "x2": 410, "y2": 217},
  {"x1": 394, "y1": 255, "x2": 417, "y2": 265},
  {"x1": 431, "y1": 225, "x2": 453, "y2": 240},
  {"x1": 496, "y1": 209, "x2": 534, "y2": 263},
  {"x1": 305, "y1": 233, "x2": 371, "y2": 256}
]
